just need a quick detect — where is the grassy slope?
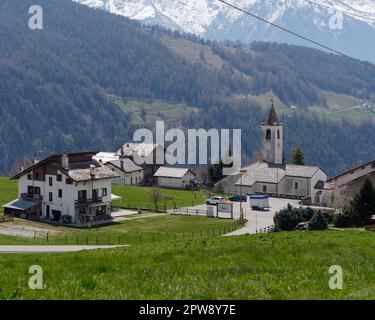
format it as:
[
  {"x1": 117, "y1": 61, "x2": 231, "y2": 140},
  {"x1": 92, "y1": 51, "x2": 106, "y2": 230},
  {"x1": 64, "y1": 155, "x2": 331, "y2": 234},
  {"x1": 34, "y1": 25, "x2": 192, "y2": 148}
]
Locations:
[
  {"x1": 161, "y1": 37, "x2": 375, "y2": 123},
  {"x1": 112, "y1": 185, "x2": 206, "y2": 209},
  {"x1": 0, "y1": 215, "x2": 235, "y2": 246},
  {"x1": 0, "y1": 177, "x2": 17, "y2": 215},
  {"x1": 0, "y1": 230, "x2": 374, "y2": 299}
]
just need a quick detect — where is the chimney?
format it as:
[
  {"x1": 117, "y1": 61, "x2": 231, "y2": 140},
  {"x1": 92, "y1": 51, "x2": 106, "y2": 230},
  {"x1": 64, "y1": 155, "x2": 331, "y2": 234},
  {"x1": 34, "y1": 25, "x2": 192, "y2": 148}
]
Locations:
[
  {"x1": 19, "y1": 166, "x2": 25, "y2": 172},
  {"x1": 33, "y1": 158, "x2": 40, "y2": 165},
  {"x1": 61, "y1": 152, "x2": 69, "y2": 170},
  {"x1": 120, "y1": 146, "x2": 125, "y2": 158},
  {"x1": 90, "y1": 164, "x2": 96, "y2": 178}
]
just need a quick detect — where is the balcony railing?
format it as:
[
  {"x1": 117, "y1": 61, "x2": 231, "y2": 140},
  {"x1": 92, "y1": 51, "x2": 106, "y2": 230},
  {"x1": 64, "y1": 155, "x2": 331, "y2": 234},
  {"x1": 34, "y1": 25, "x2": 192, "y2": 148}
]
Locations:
[
  {"x1": 21, "y1": 193, "x2": 43, "y2": 202},
  {"x1": 75, "y1": 197, "x2": 103, "y2": 206}
]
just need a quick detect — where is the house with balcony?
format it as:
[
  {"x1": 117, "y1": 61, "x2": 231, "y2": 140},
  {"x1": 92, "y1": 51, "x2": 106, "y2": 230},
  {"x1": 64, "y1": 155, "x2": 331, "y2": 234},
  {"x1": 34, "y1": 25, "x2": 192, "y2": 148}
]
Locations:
[{"x1": 3, "y1": 151, "x2": 120, "y2": 226}]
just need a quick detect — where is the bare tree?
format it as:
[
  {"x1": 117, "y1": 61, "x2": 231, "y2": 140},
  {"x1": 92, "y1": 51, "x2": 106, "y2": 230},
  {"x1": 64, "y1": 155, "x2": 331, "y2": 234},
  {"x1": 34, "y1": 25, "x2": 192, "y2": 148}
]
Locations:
[{"x1": 149, "y1": 187, "x2": 165, "y2": 211}]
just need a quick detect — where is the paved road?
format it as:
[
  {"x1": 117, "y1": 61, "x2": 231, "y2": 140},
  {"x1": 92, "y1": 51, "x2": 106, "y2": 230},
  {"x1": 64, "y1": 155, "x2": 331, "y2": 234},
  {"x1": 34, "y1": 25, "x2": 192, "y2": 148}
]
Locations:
[
  {"x1": 0, "y1": 245, "x2": 127, "y2": 253},
  {"x1": 169, "y1": 197, "x2": 300, "y2": 235}
]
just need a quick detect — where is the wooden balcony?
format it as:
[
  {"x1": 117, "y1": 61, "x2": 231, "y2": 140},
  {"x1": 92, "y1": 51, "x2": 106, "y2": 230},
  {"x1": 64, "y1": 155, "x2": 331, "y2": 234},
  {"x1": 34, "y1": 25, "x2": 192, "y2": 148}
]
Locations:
[
  {"x1": 21, "y1": 193, "x2": 43, "y2": 202},
  {"x1": 75, "y1": 197, "x2": 103, "y2": 207}
]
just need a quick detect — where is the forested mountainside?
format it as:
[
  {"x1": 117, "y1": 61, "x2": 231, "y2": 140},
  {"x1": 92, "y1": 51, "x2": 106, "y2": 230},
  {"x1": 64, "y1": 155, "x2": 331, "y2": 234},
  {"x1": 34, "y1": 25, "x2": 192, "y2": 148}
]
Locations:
[{"x1": 0, "y1": 0, "x2": 375, "y2": 175}]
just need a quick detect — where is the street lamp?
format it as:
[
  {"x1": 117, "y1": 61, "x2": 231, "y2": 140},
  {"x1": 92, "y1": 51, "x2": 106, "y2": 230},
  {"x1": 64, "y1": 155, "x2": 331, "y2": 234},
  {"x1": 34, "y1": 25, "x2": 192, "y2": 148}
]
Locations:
[{"x1": 239, "y1": 169, "x2": 247, "y2": 224}]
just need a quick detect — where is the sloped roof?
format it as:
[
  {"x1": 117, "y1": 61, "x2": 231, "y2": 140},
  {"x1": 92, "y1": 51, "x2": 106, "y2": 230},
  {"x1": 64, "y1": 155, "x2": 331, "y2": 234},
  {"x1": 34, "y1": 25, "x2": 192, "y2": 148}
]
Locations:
[
  {"x1": 267, "y1": 103, "x2": 280, "y2": 125},
  {"x1": 3, "y1": 199, "x2": 40, "y2": 211},
  {"x1": 236, "y1": 162, "x2": 285, "y2": 186},
  {"x1": 107, "y1": 158, "x2": 143, "y2": 173},
  {"x1": 285, "y1": 164, "x2": 320, "y2": 178},
  {"x1": 235, "y1": 162, "x2": 322, "y2": 187},
  {"x1": 64, "y1": 165, "x2": 119, "y2": 182},
  {"x1": 116, "y1": 143, "x2": 160, "y2": 158},
  {"x1": 93, "y1": 152, "x2": 119, "y2": 164},
  {"x1": 154, "y1": 167, "x2": 195, "y2": 178}
]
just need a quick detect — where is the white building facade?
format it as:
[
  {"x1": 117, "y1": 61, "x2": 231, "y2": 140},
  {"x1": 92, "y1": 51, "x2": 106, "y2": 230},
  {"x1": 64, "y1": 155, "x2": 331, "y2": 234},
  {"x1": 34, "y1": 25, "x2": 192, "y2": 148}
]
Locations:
[{"x1": 4, "y1": 152, "x2": 118, "y2": 225}]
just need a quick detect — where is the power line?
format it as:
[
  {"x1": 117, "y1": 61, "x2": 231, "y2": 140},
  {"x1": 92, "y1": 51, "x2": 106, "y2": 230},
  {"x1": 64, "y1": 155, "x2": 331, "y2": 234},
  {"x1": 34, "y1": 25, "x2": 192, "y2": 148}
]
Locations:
[
  {"x1": 302, "y1": 0, "x2": 375, "y2": 23},
  {"x1": 216, "y1": 0, "x2": 355, "y2": 60}
]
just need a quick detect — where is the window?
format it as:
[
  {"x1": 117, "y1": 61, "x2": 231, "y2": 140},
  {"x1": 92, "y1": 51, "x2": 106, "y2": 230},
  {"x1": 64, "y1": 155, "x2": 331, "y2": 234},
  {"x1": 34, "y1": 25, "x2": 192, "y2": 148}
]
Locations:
[
  {"x1": 294, "y1": 182, "x2": 299, "y2": 190},
  {"x1": 102, "y1": 188, "x2": 107, "y2": 197},
  {"x1": 277, "y1": 129, "x2": 280, "y2": 139},
  {"x1": 49, "y1": 192, "x2": 53, "y2": 202},
  {"x1": 262, "y1": 185, "x2": 267, "y2": 193},
  {"x1": 266, "y1": 129, "x2": 271, "y2": 140},
  {"x1": 66, "y1": 178, "x2": 73, "y2": 185},
  {"x1": 27, "y1": 186, "x2": 34, "y2": 195},
  {"x1": 78, "y1": 190, "x2": 87, "y2": 201},
  {"x1": 58, "y1": 189, "x2": 63, "y2": 198},
  {"x1": 57, "y1": 174, "x2": 62, "y2": 182},
  {"x1": 27, "y1": 173, "x2": 32, "y2": 180},
  {"x1": 34, "y1": 187, "x2": 41, "y2": 195},
  {"x1": 49, "y1": 176, "x2": 53, "y2": 186}
]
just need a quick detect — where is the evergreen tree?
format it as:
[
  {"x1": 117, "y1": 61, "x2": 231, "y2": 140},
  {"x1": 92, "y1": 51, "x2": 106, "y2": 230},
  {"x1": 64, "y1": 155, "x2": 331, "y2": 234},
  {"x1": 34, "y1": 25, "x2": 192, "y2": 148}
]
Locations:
[
  {"x1": 291, "y1": 143, "x2": 305, "y2": 165},
  {"x1": 350, "y1": 178, "x2": 375, "y2": 222}
]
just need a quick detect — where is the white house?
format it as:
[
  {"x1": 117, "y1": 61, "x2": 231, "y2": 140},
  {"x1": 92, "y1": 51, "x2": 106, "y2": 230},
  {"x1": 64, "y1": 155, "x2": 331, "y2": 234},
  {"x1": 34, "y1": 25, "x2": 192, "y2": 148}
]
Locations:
[
  {"x1": 105, "y1": 158, "x2": 144, "y2": 185},
  {"x1": 116, "y1": 143, "x2": 166, "y2": 185},
  {"x1": 154, "y1": 167, "x2": 196, "y2": 189},
  {"x1": 320, "y1": 159, "x2": 375, "y2": 209},
  {"x1": 3, "y1": 152, "x2": 119, "y2": 225}
]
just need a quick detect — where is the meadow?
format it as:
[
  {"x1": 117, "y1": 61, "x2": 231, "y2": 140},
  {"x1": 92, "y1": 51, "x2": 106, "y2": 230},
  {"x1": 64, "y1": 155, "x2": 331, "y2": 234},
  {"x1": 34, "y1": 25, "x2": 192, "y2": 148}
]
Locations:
[{"x1": 0, "y1": 230, "x2": 374, "y2": 299}]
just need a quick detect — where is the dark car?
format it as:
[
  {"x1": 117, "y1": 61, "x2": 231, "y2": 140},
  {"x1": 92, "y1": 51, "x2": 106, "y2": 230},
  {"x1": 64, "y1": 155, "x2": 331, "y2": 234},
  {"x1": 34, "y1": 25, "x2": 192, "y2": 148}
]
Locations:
[{"x1": 229, "y1": 194, "x2": 247, "y2": 202}]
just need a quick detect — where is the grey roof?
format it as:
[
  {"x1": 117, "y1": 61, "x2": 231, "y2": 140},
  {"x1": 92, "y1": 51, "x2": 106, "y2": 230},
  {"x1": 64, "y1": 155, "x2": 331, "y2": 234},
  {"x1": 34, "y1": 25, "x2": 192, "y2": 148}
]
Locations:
[
  {"x1": 3, "y1": 199, "x2": 40, "y2": 211},
  {"x1": 66, "y1": 165, "x2": 119, "y2": 182},
  {"x1": 235, "y1": 162, "x2": 321, "y2": 187},
  {"x1": 116, "y1": 143, "x2": 160, "y2": 158},
  {"x1": 285, "y1": 164, "x2": 319, "y2": 178},
  {"x1": 154, "y1": 167, "x2": 195, "y2": 178},
  {"x1": 266, "y1": 102, "x2": 279, "y2": 125},
  {"x1": 107, "y1": 158, "x2": 143, "y2": 173}
]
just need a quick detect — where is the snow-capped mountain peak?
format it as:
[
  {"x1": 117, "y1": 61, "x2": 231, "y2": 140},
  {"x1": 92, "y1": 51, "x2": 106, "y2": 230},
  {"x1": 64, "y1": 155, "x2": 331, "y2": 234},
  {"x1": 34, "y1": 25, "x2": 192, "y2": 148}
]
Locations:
[{"x1": 73, "y1": 0, "x2": 375, "y2": 62}]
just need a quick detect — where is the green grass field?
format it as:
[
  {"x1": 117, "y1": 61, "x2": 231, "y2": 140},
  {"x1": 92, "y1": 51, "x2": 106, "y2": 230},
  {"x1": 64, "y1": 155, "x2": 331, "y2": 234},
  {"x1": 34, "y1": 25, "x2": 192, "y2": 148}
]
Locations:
[
  {"x1": 112, "y1": 185, "x2": 206, "y2": 209},
  {"x1": 0, "y1": 215, "x2": 236, "y2": 246},
  {"x1": 0, "y1": 176, "x2": 17, "y2": 215},
  {"x1": 0, "y1": 230, "x2": 374, "y2": 299}
]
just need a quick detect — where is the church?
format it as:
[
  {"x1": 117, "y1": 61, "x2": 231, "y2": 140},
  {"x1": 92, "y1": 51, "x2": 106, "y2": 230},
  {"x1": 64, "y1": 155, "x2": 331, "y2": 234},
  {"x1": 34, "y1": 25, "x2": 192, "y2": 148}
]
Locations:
[{"x1": 215, "y1": 101, "x2": 327, "y2": 205}]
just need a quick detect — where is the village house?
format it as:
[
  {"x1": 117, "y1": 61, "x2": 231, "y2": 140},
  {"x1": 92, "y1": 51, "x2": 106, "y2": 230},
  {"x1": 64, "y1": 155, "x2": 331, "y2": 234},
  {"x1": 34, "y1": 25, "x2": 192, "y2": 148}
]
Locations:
[
  {"x1": 94, "y1": 151, "x2": 144, "y2": 185},
  {"x1": 3, "y1": 152, "x2": 119, "y2": 225},
  {"x1": 115, "y1": 143, "x2": 165, "y2": 185},
  {"x1": 216, "y1": 101, "x2": 327, "y2": 204},
  {"x1": 320, "y1": 159, "x2": 375, "y2": 209},
  {"x1": 105, "y1": 158, "x2": 144, "y2": 185},
  {"x1": 154, "y1": 167, "x2": 196, "y2": 189}
]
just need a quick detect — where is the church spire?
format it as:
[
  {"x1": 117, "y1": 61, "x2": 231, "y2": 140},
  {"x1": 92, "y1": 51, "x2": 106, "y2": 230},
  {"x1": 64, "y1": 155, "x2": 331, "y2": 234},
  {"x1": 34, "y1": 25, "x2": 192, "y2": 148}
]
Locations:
[{"x1": 267, "y1": 97, "x2": 279, "y2": 125}]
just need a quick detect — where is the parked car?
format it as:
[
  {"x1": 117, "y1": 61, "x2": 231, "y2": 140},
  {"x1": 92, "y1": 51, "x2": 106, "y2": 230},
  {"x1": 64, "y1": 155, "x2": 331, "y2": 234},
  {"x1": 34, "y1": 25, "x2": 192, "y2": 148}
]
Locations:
[
  {"x1": 229, "y1": 194, "x2": 247, "y2": 202},
  {"x1": 249, "y1": 195, "x2": 270, "y2": 211},
  {"x1": 206, "y1": 196, "x2": 224, "y2": 205}
]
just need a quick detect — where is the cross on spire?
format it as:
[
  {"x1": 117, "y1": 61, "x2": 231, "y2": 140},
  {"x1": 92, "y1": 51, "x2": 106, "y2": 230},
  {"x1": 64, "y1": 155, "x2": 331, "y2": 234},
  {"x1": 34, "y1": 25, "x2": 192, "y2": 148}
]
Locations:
[{"x1": 267, "y1": 96, "x2": 279, "y2": 125}]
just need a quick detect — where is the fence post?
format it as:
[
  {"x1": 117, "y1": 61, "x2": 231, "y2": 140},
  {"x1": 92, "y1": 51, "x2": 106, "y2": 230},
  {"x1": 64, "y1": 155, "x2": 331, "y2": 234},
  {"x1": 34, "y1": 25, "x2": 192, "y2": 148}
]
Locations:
[
  {"x1": 46, "y1": 233, "x2": 49, "y2": 242},
  {"x1": 65, "y1": 235, "x2": 68, "y2": 244},
  {"x1": 34, "y1": 231, "x2": 36, "y2": 240},
  {"x1": 76, "y1": 236, "x2": 79, "y2": 245},
  {"x1": 86, "y1": 236, "x2": 89, "y2": 245}
]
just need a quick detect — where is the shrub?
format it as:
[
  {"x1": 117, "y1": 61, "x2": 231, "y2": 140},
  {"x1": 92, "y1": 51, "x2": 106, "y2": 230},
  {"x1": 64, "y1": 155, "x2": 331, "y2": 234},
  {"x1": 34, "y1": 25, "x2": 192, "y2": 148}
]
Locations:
[
  {"x1": 308, "y1": 211, "x2": 328, "y2": 230},
  {"x1": 300, "y1": 207, "x2": 314, "y2": 221},
  {"x1": 273, "y1": 205, "x2": 303, "y2": 231},
  {"x1": 333, "y1": 206, "x2": 360, "y2": 228},
  {"x1": 351, "y1": 178, "x2": 375, "y2": 223}
]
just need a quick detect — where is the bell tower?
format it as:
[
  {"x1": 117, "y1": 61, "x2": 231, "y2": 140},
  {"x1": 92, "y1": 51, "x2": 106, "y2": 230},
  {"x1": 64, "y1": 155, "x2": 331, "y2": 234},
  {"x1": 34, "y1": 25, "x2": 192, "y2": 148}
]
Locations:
[{"x1": 261, "y1": 98, "x2": 283, "y2": 164}]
